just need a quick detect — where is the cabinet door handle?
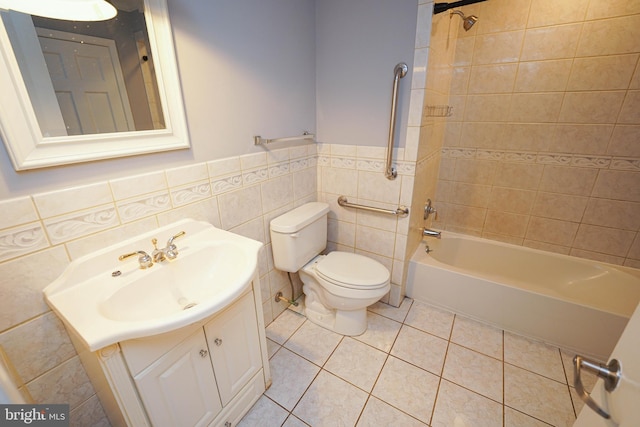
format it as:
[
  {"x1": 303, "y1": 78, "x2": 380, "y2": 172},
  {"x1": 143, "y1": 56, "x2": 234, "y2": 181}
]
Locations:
[
  {"x1": 199, "y1": 349, "x2": 208, "y2": 358},
  {"x1": 214, "y1": 338, "x2": 222, "y2": 346}
]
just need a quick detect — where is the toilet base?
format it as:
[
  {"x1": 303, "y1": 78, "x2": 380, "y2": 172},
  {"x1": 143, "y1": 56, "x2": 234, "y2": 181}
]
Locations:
[{"x1": 304, "y1": 297, "x2": 367, "y2": 336}]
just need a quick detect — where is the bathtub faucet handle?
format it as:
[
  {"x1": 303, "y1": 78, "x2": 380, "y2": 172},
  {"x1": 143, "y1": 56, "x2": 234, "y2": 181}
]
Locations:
[{"x1": 424, "y1": 199, "x2": 437, "y2": 220}]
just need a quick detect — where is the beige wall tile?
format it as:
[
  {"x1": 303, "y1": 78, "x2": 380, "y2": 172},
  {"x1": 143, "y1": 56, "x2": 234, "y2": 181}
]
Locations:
[
  {"x1": 586, "y1": 0, "x2": 640, "y2": 19},
  {"x1": 450, "y1": 182, "x2": 492, "y2": 208},
  {"x1": 528, "y1": 0, "x2": 589, "y2": 27},
  {"x1": 477, "y1": 0, "x2": 531, "y2": 33},
  {"x1": 489, "y1": 187, "x2": 535, "y2": 215},
  {"x1": 468, "y1": 64, "x2": 518, "y2": 94},
  {"x1": 473, "y1": 31, "x2": 525, "y2": 65},
  {"x1": 0, "y1": 197, "x2": 38, "y2": 230},
  {"x1": 559, "y1": 91, "x2": 626, "y2": 124},
  {"x1": 460, "y1": 122, "x2": 505, "y2": 149},
  {"x1": 0, "y1": 247, "x2": 68, "y2": 331},
  {"x1": 445, "y1": 204, "x2": 487, "y2": 230},
  {"x1": 618, "y1": 91, "x2": 640, "y2": 124},
  {"x1": 464, "y1": 94, "x2": 511, "y2": 122},
  {"x1": 508, "y1": 93, "x2": 563, "y2": 123},
  {"x1": 628, "y1": 235, "x2": 640, "y2": 260},
  {"x1": 591, "y1": 170, "x2": 640, "y2": 202},
  {"x1": 552, "y1": 124, "x2": 613, "y2": 155},
  {"x1": 608, "y1": 126, "x2": 640, "y2": 157},
  {"x1": 532, "y1": 192, "x2": 588, "y2": 222},
  {"x1": 583, "y1": 198, "x2": 640, "y2": 231},
  {"x1": 454, "y1": 159, "x2": 498, "y2": 185},
  {"x1": 577, "y1": 15, "x2": 640, "y2": 57},
  {"x1": 218, "y1": 185, "x2": 263, "y2": 229},
  {"x1": 501, "y1": 124, "x2": 555, "y2": 151},
  {"x1": 33, "y1": 182, "x2": 113, "y2": 219},
  {"x1": 514, "y1": 60, "x2": 572, "y2": 92},
  {"x1": 573, "y1": 224, "x2": 635, "y2": 257},
  {"x1": 539, "y1": 166, "x2": 598, "y2": 196},
  {"x1": 521, "y1": 24, "x2": 582, "y2": 61},
  {"x1": 0, "y1": 312, "x2": 76, "y2": 383},
  {"x1": 484, "y1": 210, "x2": 529, "y2": 237},
  {"x1": 525, "y1": 216, "x2": 579, "y2": 246},
  {"x1": 567, "y1": 55, "x2": 638, "y2": 91},
  {"x1": 355, "y1": 225, "x2": 395, "y2": 259},
  {"x1": 493, "y1": 163, "x2": 544, "y2": 190}
]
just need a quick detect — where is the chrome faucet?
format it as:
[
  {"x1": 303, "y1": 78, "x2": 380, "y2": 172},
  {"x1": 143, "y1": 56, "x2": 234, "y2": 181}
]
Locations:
[
  {"x1": 422, "y1": 228, "x2": 441, "y2": 239},
  {"x1": 152, "y1": 231, "x2": 185, "y2": 262},
  {"x1": 118, "y1": 251, "x2": 153, "y2": 269}
]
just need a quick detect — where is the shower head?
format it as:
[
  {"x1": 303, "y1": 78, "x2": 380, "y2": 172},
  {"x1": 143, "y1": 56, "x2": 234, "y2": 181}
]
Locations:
[{"x1": 450, "y1": 10, "x2": 478, "y2": 31}]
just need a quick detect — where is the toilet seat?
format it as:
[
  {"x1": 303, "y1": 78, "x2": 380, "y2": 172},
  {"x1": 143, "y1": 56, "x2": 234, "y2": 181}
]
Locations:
[{"x1": 315, "y1": 252, "x2": 390, "y2": 290}]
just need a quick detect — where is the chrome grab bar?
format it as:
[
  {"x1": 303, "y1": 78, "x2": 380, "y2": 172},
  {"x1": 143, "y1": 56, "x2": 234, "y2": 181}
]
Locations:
[
  {"x1": 385, "y1": 62, "x2": 408, "y2": 180},
  {"x1": 573, "y1": 355, "x2": 621, "y2": 420},
  {"x1": 337, "y1": 196, "x2": 408, "y2": 217}
]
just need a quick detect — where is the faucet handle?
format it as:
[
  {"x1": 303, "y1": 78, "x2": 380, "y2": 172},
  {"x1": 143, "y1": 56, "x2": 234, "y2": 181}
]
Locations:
[
  {"x1": 119, "y1": 250, "x2": 153, "y2": 269},
  {"x1": 167, "y1": 231, "x2": 185, "y2": 246},
  {"x1": 165, "y1": 231, "x2": 185, "y2": 260}
]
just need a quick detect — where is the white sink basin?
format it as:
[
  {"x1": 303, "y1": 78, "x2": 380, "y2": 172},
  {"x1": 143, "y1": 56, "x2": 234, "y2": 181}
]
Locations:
[{"x1": 44, "y1": 219, "x2": 263, "y2": 351}]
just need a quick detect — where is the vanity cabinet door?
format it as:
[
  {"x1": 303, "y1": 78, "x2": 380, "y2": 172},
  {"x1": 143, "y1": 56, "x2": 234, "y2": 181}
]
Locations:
[
  {"x1": 134, "y1": 330, "x2": 222, "y2": 427},
  {"x1": 204, "y1": 292, "x2": 262, "y2": 406}
]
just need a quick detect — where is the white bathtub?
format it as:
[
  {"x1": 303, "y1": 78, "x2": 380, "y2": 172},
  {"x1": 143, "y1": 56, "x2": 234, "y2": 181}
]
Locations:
[{"x1": 406, "y1": 233, "x2": 640, "y2": 359}]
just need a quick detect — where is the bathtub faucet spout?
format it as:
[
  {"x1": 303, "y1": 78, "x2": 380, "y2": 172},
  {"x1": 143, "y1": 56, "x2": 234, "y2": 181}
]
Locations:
[{"x1": 422, "y1": 228, "x2": 441, "y2": 239}]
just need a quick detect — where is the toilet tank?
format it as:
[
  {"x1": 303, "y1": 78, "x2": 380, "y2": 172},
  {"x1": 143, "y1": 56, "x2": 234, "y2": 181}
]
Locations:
[{"x1": 270, "y1": 202, "x2": 330, "y2": 272}]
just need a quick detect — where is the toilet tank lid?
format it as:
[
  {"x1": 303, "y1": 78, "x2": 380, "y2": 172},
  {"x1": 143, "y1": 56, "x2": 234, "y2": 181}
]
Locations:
[{"x1": 270, "y1": 202, "x2": 330, "y2": 233}]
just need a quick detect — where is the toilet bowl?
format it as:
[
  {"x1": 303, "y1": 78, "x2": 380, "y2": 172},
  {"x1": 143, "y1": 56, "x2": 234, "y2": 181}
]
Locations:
[
  {"x1": 270, "y1": 202, "x2": 390, "y2": 336},
  {"x1": 299, "y1": 252, "x2": 390, "y2": 335}
]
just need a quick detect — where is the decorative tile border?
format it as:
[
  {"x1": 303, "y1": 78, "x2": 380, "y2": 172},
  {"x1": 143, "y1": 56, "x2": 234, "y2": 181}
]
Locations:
[
  {"x1": 442, "y1": 148, "x2": 640, "y2": 171},
  {"x1": 43, "y1": 206, "x2": 119, "y2": 245},
  {"x1": 117, "y1": 192, "x2": 171, "y2": 223},
  {"x1": 0, "y1": 223, "x2": 49, "y2": 262}
]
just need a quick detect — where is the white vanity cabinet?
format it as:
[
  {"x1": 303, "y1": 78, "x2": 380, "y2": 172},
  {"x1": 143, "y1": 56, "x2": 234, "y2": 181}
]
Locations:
[{"x1": 79, "y1": 286, "x2": 271, "y2": 427}]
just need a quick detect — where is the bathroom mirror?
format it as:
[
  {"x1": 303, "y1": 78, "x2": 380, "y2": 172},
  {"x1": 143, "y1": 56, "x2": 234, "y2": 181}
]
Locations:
[{"x1": 0, "y1": 0, "x2": 189, "y2": 170}]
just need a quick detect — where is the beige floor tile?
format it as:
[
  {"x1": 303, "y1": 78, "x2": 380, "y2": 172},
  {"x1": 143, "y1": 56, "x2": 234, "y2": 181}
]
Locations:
[
  {"x1": 238, "y1": 396, "x2": 288, "y2": 427},
  {"x1": 443, "y1": 343, "x2": 503, "y2": 402},
  {"x1": 324, "y1": 337, "x2": 388, "y2": 392},
  {"x1": 372, "y1": 356, "x2": 440, "y2": 423},
  {"x1": 391, "y1": 325, "x2": 448, "y2": 375},
  {"x1": 504, "y1": 332, "x2": 566, "y2": 383},
  {"x1": 282, "y1": 415, "x2": 308, "y2": 427},
  {"x1": 265, "y1": 309, "x2": 306, "y2": 344},
  {"x1": 404, "y1": 301, "x2": 455, "y2": 339},
  {"x1": 353, "y1": 312, "x2": 402, "y2": 353},
  {"x1": 293, "y1": 370, "x2": 368, "y2": 427},
  {"x1": 431, "y1": 380, "x2": 503, "y2": 427},
  {"x1": 284, "y1": 320, "x2": 343, "y2": 366},
  {"x1": 264, "y1": 347, "x2": 320, "y2": 411},
  {"x1": 505, "y1": 364, "x2": 576, "y2": 427},
  {"x1": 356, "y1": 396, "x2": 427, "y2": 427},
  {"x1": 368, "y1": 297, "x2": 413, "y2": 323},
  {"x1": 266, "y1": 338, "x2": 281, "y2": 359},
  {"x1": 451, "y1": 315, "x2": 503, "y2": 359},
  {"x1": 504, "y1": 407, "x2": 553, "y2": 426}
]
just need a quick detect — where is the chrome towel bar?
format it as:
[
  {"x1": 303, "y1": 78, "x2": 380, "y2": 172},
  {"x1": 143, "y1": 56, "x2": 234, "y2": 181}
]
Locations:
[
  {"x1": 338, "y1": 196, "x2": 408, "y2": 217},
  {"x1": 253, "y1": 132, "x2": 314, "y2": 145}
]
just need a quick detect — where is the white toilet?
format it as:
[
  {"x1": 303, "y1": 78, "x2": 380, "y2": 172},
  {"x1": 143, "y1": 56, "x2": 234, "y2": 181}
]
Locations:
[{"x1": 270, "y1": 202, "x2": 390, "y2": 336}]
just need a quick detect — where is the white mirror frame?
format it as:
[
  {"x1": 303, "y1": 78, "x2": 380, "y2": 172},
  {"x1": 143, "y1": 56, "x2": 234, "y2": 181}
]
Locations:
[{"x1": 0, "y1": 0, "x2": 190, "y2": 170}]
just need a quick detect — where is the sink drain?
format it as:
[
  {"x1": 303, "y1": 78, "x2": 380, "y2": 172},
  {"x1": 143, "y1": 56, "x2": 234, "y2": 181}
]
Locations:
[{"x1": 183, "y1": 302, "x2": 197, "y2": 310}]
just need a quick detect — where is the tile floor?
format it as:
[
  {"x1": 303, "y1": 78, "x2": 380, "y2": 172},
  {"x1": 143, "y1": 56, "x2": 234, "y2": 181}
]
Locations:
[{"x1": 240, "y1": 298, "x2": 597, "y2": 427}]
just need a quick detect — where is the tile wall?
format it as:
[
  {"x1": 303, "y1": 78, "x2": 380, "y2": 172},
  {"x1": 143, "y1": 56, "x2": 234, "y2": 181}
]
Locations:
[
  {"x1": 0, "y1": 145, "x2": 317, "y2": 424},
  {"x1": 433, "y1": 0, "x2": 640, "y2": 267}
]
